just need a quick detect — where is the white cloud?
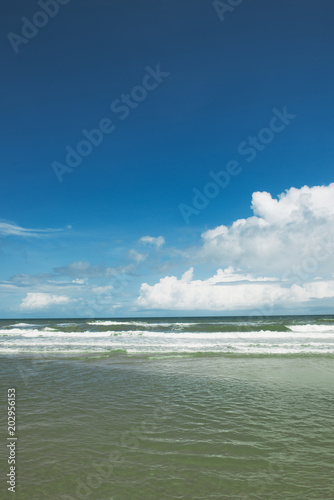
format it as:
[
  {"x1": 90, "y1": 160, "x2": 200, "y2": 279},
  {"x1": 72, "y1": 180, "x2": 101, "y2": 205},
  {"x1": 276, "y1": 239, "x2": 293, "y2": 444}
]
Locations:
[
  {"x1": 20, "y1": 293, "x2": 71, "y2": 310},
  {"x1": 137, "y1": 184, "x2": 334, "y2": 312},
  {"x1": 139, "y1": 235, "x2": 165, "y2": 249},
  {"x1": 200, "y1": 184, "x2": 334, "y2": 276},
  {"x1": 0, "y1": 282, "x2": 18, "y2": 291},
  {"x1": 203, "y1": 266, "x2": 276, "y2": 283},
  {"x1": 91, "y1": 286, "x2": 113, "y2": 294},
  {"x1": 136, "y1": 268, "x2": 334, "y2": 311},
  {"x1": 0, "y1": 220, "x2": 62, "y2": 237},
  {"x1": 128, "y1": 249, "x2": 146, "y2": 262}
]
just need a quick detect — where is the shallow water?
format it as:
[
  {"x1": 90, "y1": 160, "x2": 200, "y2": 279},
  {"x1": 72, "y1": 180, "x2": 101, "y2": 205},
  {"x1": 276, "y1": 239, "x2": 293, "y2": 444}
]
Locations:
[
  {"x1": 1, "y1": 316, "x2": 334, "y2": 499},
  {"x1": 1, "y1": 351, "x2": 334, "y2": 499}
]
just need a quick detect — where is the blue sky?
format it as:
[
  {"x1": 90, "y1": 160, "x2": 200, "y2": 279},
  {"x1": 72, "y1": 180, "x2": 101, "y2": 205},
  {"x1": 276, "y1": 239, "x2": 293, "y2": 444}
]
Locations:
[{"x1": 1, "y1": 0, "x2": 334, "y2": 318}]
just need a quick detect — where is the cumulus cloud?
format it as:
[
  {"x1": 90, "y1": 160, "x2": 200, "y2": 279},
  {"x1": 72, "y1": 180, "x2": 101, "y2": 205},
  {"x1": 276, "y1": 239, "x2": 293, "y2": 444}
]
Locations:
[
  {"x1": 200, "y1": 184, "x2": 334, "y2": 277},
  {"x1": 139, "y1": 236, "x2": 165, "y2": 249},
  {"x1": 137, "y1": 184, "x2": 334, "y2": 312},
  {"x1": 136, "y1": 267, "x2": 334, "y2": 311},
  {"x1": 0, "y1": 220, "x2": 62, "y2": 237},
  {"x1": 20, "y1": 293, "x2": 71, "y2": 310}
]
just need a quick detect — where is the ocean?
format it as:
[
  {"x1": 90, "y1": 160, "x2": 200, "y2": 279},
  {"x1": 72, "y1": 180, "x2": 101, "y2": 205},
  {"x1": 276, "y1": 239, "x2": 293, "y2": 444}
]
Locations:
[{"x1": 1, "y1": 315, "x2": 334, "y2": 499}]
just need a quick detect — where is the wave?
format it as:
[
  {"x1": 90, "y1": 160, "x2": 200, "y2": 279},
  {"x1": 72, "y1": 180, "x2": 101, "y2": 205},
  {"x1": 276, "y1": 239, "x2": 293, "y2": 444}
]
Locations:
[
  {"x1": 13, "y1": 322, "x2": 35, "y2": 327},
  {"x1": 178, "y1": 323, "x2": 292, "y2": 333},
  {"x1": 1, "y1": 342, "x2": 334, "y2": 356},
  {"x1": 52, "y1": 322, "x2": 294, "y2": 334},
  {"x1": 86, "y1": 320, "x2": 179, "y2": 329},
  {"x1": 0, "y1": 328, "x2": 43, "y2": 336},
  {"x1": 288, "y1": 324, "x2": 334, "y2": 332},
  {"x1": 2, "y1": 326, "x2": 334, "y2": 339},
  {"x1": 1, "y1": 316, "x2": 334, "y2": 357}
]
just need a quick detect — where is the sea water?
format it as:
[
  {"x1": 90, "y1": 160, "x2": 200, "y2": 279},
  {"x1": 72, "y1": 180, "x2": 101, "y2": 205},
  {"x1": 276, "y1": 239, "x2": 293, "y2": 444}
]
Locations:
[{"x1": 0, "y1": 316, "x2": 333, "y2": 499}]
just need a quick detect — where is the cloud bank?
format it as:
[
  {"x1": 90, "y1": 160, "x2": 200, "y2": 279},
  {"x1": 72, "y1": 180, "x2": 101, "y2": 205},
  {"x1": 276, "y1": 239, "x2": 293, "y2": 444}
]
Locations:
[
  {"x1": 137, "y1": 184, "x2": 334, "y2": 312},
  {"x1": 20, "y1": 293, "x2": 71, "y2": 310},
  {"x1": 136, "y1": 267, "x2": 334, "y2": 311}
]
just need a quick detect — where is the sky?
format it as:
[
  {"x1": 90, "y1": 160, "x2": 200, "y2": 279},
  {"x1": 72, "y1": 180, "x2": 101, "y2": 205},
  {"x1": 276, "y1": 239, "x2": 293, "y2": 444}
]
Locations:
[{"x1": 1, "y1": 0, "x2": 334, "y2": 318}]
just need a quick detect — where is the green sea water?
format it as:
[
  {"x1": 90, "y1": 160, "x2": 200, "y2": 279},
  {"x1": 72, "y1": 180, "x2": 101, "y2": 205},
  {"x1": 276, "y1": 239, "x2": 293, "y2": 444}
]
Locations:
[{"x1": 1, "y1": 316, "x2": 334, "y2": 499}]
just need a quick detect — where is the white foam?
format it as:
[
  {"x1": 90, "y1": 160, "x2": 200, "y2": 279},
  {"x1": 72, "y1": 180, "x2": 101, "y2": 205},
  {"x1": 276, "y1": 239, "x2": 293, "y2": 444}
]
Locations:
[
  {"x1": 2, "y1": 321, "x2": 334, "y2": 355},
  {"x1": 87, "y1": 320, "x2": 181, "y2": 327},
  {"x1": 0, "y1": 328, "x2": 42, "y2": 336},
  {"x1": 288, "y1": 324, "x2": 334, "y2": 333},
  {"x1": 12, "y1": 322, "x2": 35, "y2": 327}
]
